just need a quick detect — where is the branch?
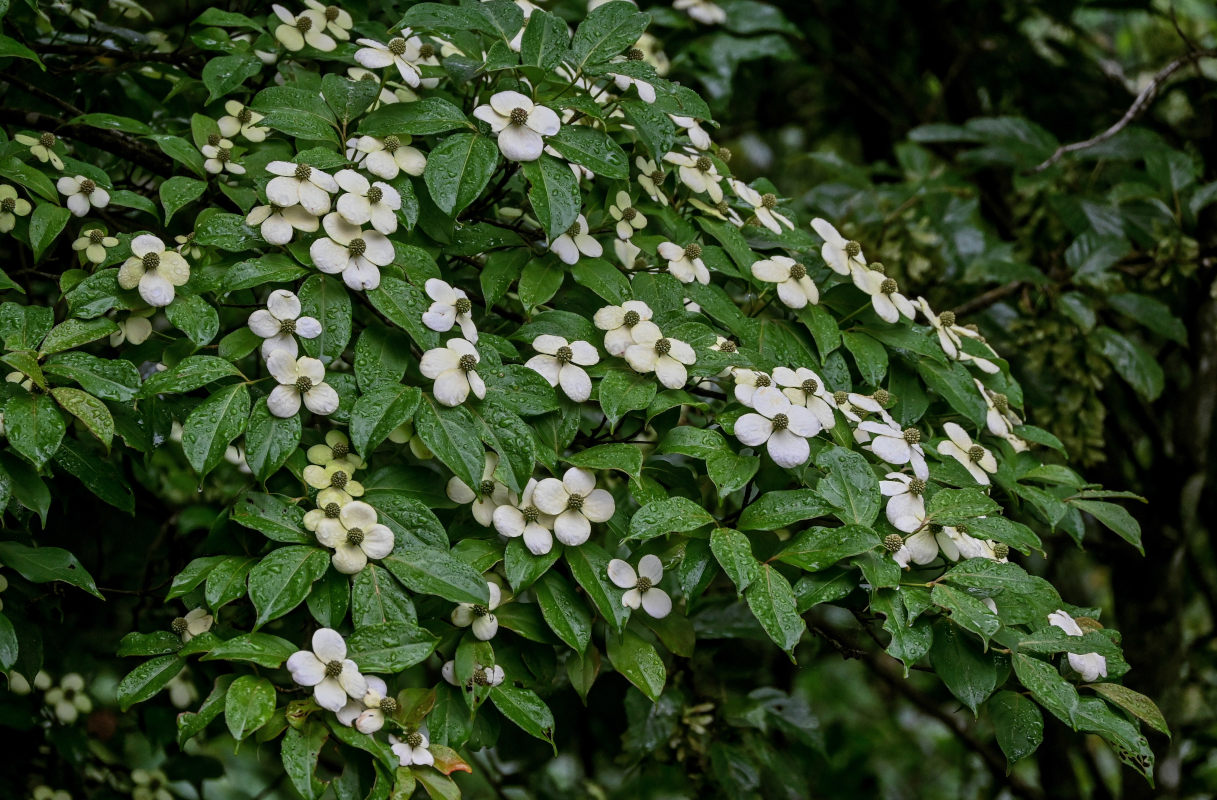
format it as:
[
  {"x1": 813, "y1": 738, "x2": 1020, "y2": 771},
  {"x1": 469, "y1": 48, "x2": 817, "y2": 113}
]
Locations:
[
  {"x1": 952, "y1": 281, "x2": 1022, "y2": 317},
  {"x1": 28, "y1": 42, "x2": 204, "y2": 76},
  {"x1": 0, "y1": 107, "x2": 174, "y2": 176},
  {"x1": 1027, "y1": 49, "x2": 1217, "y2": 174}
]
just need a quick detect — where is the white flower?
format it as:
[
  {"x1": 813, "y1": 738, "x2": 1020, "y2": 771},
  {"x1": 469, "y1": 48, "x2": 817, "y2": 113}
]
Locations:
[
  {"x1": 266, "y1": 351, "x2": 339, "y2": 418},
  {"x1": 15, "y1": 132, "x2": 64, "y2": 170},
  {"x1": 731, "y1": 368, "x2": 775, "y2": 407},
  {"x1": 118, "y1": 235, "x2": 190, "y2": 307},
  {"x1": 828, "y1": 390, "x2": 884, "y2": 425},
  {"x1": 423, "y1": 279, "x2": 478, "y2": 342},
  {"x1": 0, "y1": 184, "x2": 32, "y2": 232},
  {"x1": 286, "y1": 628, "x2": 367, "y2": 712},
  {"x1": 272, "y1": 4, "x2": 337, "y2": 52},
  {"x1": 634, "y1": 32, "x2": 669, "y2": 75},
  {"x1": 390, "y1": 729, "x2": 434, "y2": 767},
  {"x1": 937, "y1": 524, "x2": 997, "y2": 562},
  {"x1": 345, "y1": 135, "x2": 426, "y2": 180},
  {"x1": 71, "y1": 228, "x2": 117, "y2": 264},
  {"x1": 176, "y1": 232, "x2": 203, "y2": 259},
  {"x1": 167, "y1": 670, "x2": 198, "y2": 709},
  {"x1": 305, "y1": 460, "x2": 365, "y2": 507},
  {"x1": 420, "y1": 338, "x2": 486, "y2": 406},
  {"x1": 734, "y1": 387, "x2": 821, "y2": 468},
  {"x1": 1047, "y1": 610, "x2": 1108, "y2": 682},
  {"x1": 658, "y1": 241, "x2": 709, "y2": 285},
  {"x1": 812, "y1": 218, "x2": 866, "y2": 277},
  {"x1": 614, "y1": 238, "x2": 643, "y2": 271},
  {"x1": 493, "y1": 478, "x2": 558, "y2": 555},
  {"x1": 670, "y1": 114, "x2": 712, "y2": 150},
  {"x1": 689, "y1": 195, "x2": 743, "y2": 226},
  {"x1": 674, "y1": 0, "x2": 726, "y2": 25},
  {"x1": 44, "y1": 673, "x2": 93, "y2": 723},
  {"x1": 917, "y1": 298, "x2": 1000, "y2": 373},
  {"x1": 773, "y1": 367, "x2": 837, "y2": 430},
  {"x1": 532, "y1": 467, "x2": 615, "y2": 546},
  {"x1": 172, "y1": 607, "x2": 213, "y2": 643},
  {"x1": 607, "y1": 554, "x2": 672, "y2": 618},
  {"x1": 664, "y1": 150, "x2": 723, "y2": 202},
  {"x1": 441, "y1": 660, "x2": 504, "y2": 688},
  {"x1": 548, "y1": 214, "x2": 602, "y2": 265},
  {"x1": 304, "y1": 0, "x2": 352, "y2": 39},
  {"x1": 266, "y1": 161, "x2": 338, "y2": 216},
  {"x1": 355, "y1": 35, "x2": 423, "y2": 87},
  {"x1": 201, "y1": 135, "x2": 244, "y2": 175},
  {"x1": 446, "y1": 453, "x2": 512, "y2": 527},
  {"x1": 57, "y1": 174, "x2": 110, "y2": 217},
  {"x1": 315, "y1": 500, "x2": 395, "y2": 574},
  {"x1": 307, "y1": 429, "x2": 363, "y2": 471},
  {"x1": 891, "y1": 529, "x2": 938, "y2": 568},
  {"x1": 857, "y1": 419, "x2": 929, "y2": 479},
  {"x1": 473, "y1": 90, "x2": 561, "y2": 162},
  {"x1": 526, "y1": 335, "x2": 599, "y2": 402},
  {"x1": 731, "y1": 180, "x2": 794, "y2": 234},
  {"x1": 937, "y1": 422, "x2": 997, "y2": 485},
  {"x1": 880, "y1": 473, "x2": 927, "y2": 533},
  {"x1": 310, "y1": 213, "x2": 392, "y2": 291},
  {"x1": 247, "y1": 204, "x2": 319, "y2": 245},
  {"x1": 336, "y1": 675, "x2": 389, "y2": 731},
  {"x1": 217, "y1": 100, "x2": 268, "y2": 142},
  {"x1": 852, "y1": 267, "x2": 916, "y2": 324},
  {"x1": 975, "y1": 379, "x2": 1028, "y2": 452},
  {"x1": 594, "y1": 300, "x2": 653, "y2": 356},
  {"x1": 110, "y1": 311, "x2": 153, "y2": 347},
  {"x1": 334, "y1": 169, "x2": 401, "y2": 234},
  {"x1": 608, "y1": 191, "x2": 647, "y2": 239},
  {"x1": 452, "y1": 581, "x2": 502, "y2": 640},
  {"x1": 248, "y1": 289, "x2": 322, "y2": 360},
  {"x1": 635, "y1": 157, "x2": 668, "y2": 205},
  {"x1": 625, "y1": 322, "x2": 696, "y2": 390},
  {"x1": 609, "y1": 67, "x2": 656, "y2": 103},
  {"x1": 752, "y1": 256, "x2": 817, "y2": 308}
]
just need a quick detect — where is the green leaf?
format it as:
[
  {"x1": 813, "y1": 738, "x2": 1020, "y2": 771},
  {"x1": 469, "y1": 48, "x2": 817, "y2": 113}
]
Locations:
[
  {"x1": 282, "y1": 724, "x2": 328, "y2": 800},
  {"x1": 243, "y1": 399, "x2": 302, "y2": 482},
  {"x1": 351, "y1": 565, "x2": 417, "y2": 628},
  {"x1": 347, "y1": 623, "x2": 438, "y2": 672},
  {"x1": 423, "y1": 133, "x2": 499, "y2": 215},
  {"x1": 50, "y1": 387, "x2": 113, "y2": 447},
  {"x1": 252, "y1": 86, "x2": 337, "y2": 141},
  {"x1": 181, "y1": 382, "x2": 251, "y2": 477},
  {"x1": 178, "y1": 675, "x2": 233, "y2": 748},
  {"x1": 533, "y1": 572, "x2": 592, "y2": 652},
  {"x1": 39, "y1": 317, "x2": 118, "y2": 355},
  {"x1": 931, "y1": 583, "x2": 1001, "y2": 645},
  {"x1": 0, "y1": 541, "x2": 103, "y2": 599},
  {"x1": 225, "y1": 675, "x2": 276, "y2": 740},
  {"x1": 918, "y1": 359, "x2": 988, "y2": 427},
  {"x1": 205, "y1": 556, "x2": 256, "y2": 609},
  {"x1": 521, "y1": 154, "x2": 580, "y2": 239},
  {"x1": 1012, "y1": 652, "x2": 1079, "y2": 727},
  {"x1": 605, "y1": 629, "x2": 666, "y2": 702},
  {"x1": 139, "y1": 355, "x2": 241, "y2": 397},
  {"x1": 707, "y1": 451, "x2": 758, "y2": 497},
  {"x1": 841, "y1": 331, "x2": 888, "y2": 386},
  {"x1": 565, "y1": 541, "x2": 630, "y2": 633},
  {"x1": 28, "y1": 203, "x2": 71, "y2": 261},
  {"x1": 1071, "y1": 499, "x2": 1143, "y2": 553},
  {"x1": 775, "y1": 524, "x2": 880, "y2": 571},
  {"x1": 233, "y1": 492, "x2": 310, "y2": 544},
  {"x1": 738, "y1": 489, "x2": 833, "y2": 531},
  {"x1": 490, "y1": 684, "x2": 555, "y2": 746},
  {"x1": 988, "y1": 690, "x2": 1044, "y2": 766},
  {"x1": 166, "y1": 294, "x2": 220, "y2": 346},
  {"x1": 160, "y1": 176, "x2": 208, "y2": 223},
  {"x1": 1088, "y1": 683, "x2": 1170, "y2": 736},
  {"x1": 202, "y1": 51, "x2": 262, "y2": 102},
  {"x1": 745, "y1": 564, "x2": 804, "y2": 656},
  {"x1": 4, "y1": 392, "x2": 65, "y2": 468},
  {"x1": 298, "y1": 274, "x2": 352, "y2": 365},
  {"x1": 151, "y1": 134, "x2": 207, "y2": 176},
  {"x1": 351, "y1": 385, "x2": 421, "y2": 457},
  {"x1": 627, "y1": 497, "x2": 715, "y2": 541},
  {"x1": 571, "y1": 257, "x2": 631, "y2": 304},
  {"x1": 1091, "y1": 326, "x2": 1163, "y2": 400},
  {"x1": 872, "y1": 590, "x2": 932, "y2": 673},
  {"x1": 360, "y1": 97, "x2": 471, "y2": 136},
  {"x1": 929, "y1": 621, "x2": 999, "y2": 715},
  {"x1": 0, "y1": 156, "x2": 58, "y2": 202},
  {"x1": 597, "y1": 369, "x2": 657, "y2": 427},
  {"x1": 926, "y1": 488, "x2": 1001, "y2": 525},
  {"x1": 117, "y1": 631, "x2": 182, "y2": 657},
  {"x1": 382, "y1": 548, "x2": 489, "y2": 605},
  {"x1": 117, "y1": 655, "x2": 184, "y2": 711},
  {"x1": 565, "y1": 443, "x2": 643, "y2": 481},
  {"x1": 366, "y1": 276, "x2": 439, "y2": 351},
  {"x1": 195, "y1": 210, "x2": 260, "y2": 251},
  {"x1": 815, "y1": 445, "x2": 880, "y2": 526},
  {"x1": 247, "y1": 546, "x2": 330, "y2": 628},
  {"x1": 361, "y1": 493, "x2": 447, "y2": 549},
  {"x1": 710, "y1": 527, "x2": 761, "y2": 594},
  {"x1": 503, "y1": 537, "x2": 561, "y2": 593},
  {"x1": 546, "y1": 126, "x2": 630, "y2": 181},
  {"x1": 0, "y1": 33, "x2": 44, "y2": 67},
  {"x1": 201, "y1": 632, "x2": 297, "y2": 668},
  {"x1": 52, "y1": 438, "x2": 133, "y2": 511},
  {"x1": 43, "y1": 352, "x2": 140, "y2": 401},
  {"x1": 321, "y1": 73, "x2": 379, "y2": 125},
  {"x1": 570, "y1": 2, "x2": 650, "y2": 69},
  {"x1": 520, "y1": 9, "x2": 568, "y2": 69},
  {"x1": 306, "y1": 567, "x2": 349, "y2": 628},
  {"x1": 413, "y1": 399, "x2": 484, "y2": 494}
]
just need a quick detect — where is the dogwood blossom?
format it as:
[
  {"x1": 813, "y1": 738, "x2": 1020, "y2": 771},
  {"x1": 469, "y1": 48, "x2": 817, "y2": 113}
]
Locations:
[
  {"x1": 614, "y1": 238, "x2": 644, "y2": 270},
  {"x1": 670, "y1": 114, "x2": 713, "y2": 150},
  {"x1": 975, "y1": 379, "x2": 1028, "y2": 451},
  {"x1": 272, "y1": 4, "x2": 337, "y2": 52},
  {"x1": 526, "y1": 335, "x2": 599, "y2": 402},
  {"x1": 310, "y1": 213, "x2": 393, "y2": 290},
  {"x1": 130, "y1": 769, "x2": 172, "y2": 800},
  {"x1": 474, "y1": 91, "x2": 561, "y2": 162},
  {"x1": 635, "y1": 157, "x2": 668, "y2": 205},
  {"x1": 57, "y1": 174, "x2": 110, "y2": 217},
  {"x1": 110, "y1": 310, "x2": 153, "y2": 347},
  {"x1": 304, "y1": 457, "x2": 364, "y2": 504},
  {"x1": 248, "y1": 289, "x2": 322, "y2": 359},
  {"x1": 266, "y1": 161, "x2": 337, "y2": 216},
  {"x1": 315, "y1": 500, "x2": 395, "y2": 574},
  {"x1": 452, "y1": 581, "x2": 502, "y2": 640},
  {"x1": 201, "y1": 135, "x2": 244, "y2": 175},
  {"x1": 735, "y1": 387, "x2": 821, "y2": 468},
  {"x1": 345, "y1": 134, "x2": 426, "y2": 179},
  {"x1": 442, "y1": 660, "x2": 505, "y2": 689},
  {"x1": 336, "y1": 675, "x2": 392, "y2": 732},
  {"x1": 731, "y1": 368, "x2": 774, "y2": 407},
  {"x1": 732, "y1": 181, "x2": 794, "y2": 234},
  {"x1": 0, "y1": 184, "x2": 31, "y2": 232},
  {"x1": 171, "y1": 607, "x2": 213, "y2": 643},
  {"x1": 917, "y1": 297, "x2": 1001, "y2": 373},
  {"x1": 446, "y1": 453, "x2": 512, "y2": 527},
  {"x1": 857, "y1": 419, "x2": 929, "y2": 479},
  {"x1": 286, "y1": 628, "x2": 367, "y2": 712},
  {"x1": 608, "y1": 191, "x2": 648, "y2": 239},
  {"x1": 1048, "y1": 610, "x2": 1108, "y2": 682},
  {"x1": 674, "y1": 0, "x2": 726, "y2": 25},
  {"x1": 118, "y1": 234, "x2": 190, "y2": 307},
  {"x1": 304, "y1": 0, "x2": 353, "y2": 39},
  {"x1": 608, "y1": 555, "x2": 672, "y2": 618},
  {"x1": 307, "y1": 430, "x2": 363, "y2": 470},
  {"x1": 44, "y1": 673, "x2": 92, "y2": 723},
  {"x1": 355, "y1": 35, "x2": 423, "y2": 86},
  {"x1": 390, "y1": 730, "x2": 434, "y2": 767},
  {"x1": 812, "y1": 218, "x2": 867, "y2": 277},
  {"x1": 938, "y1": 422, "x2": 998, "y2": 485},
  {"x1": 595, "y1": 300, "x2": 653, "y2": 356},
  {"x1": 423, "y1": 279, "x2": 479, "y2": 342},
  {"x1": 773, "y1": 367, "x2": 837, "y2": 430},
  {"x1": 217, "y1": 100, "x2": 268, "y2": 142},
  {"x1": 247, "y1": 203, "x2": 319, "y2": 245},
  {"x1": 15, "y1": 132, "x2": 63, "y2": 169},
  {"x1": 855, "y1": 268, "x2": 917, "y2": 324},
  {"x1": 267, "y1": 351, "x2": 340, "y2": 418},
  {"x1": 752, "y1": 256, "x2": 818, "y2": 308},
  {"x1": 71, "y1": 228, "x2": 117, "y2": 264},
  {"x1": 549, "y1": 214, "x2": 603, "y2": 264},
  {"x1": 625, "y1": 322, "x2": 696, "y2": 389},
  {"x1": 333, "y1": 170, "x2": 400, "y2": 234},
  {"x1": 493, "y1": 478, "x2": 558, "y2": 555},
  {"x1": 532, "y1": 468, "x2": 615, "y2": 547},
  {"x1": 658, "y1": 241, "x2": 709, "y2": 284},
  {"x1": 880, "y1": 473, "x2": 928, "y2": 533},
  {"x1": 665, "y1": 150, "x2": 723, "y2": 201},
  {"x1": 421, "y1": 338, "x2": 486, "y2": 406}
]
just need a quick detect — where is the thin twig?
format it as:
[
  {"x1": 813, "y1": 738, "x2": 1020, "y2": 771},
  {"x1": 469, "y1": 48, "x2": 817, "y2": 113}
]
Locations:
[
  {"x1": 952, "y1": 281, "x2": 1023, "y2": 317},
  {"x1": 0, "y1": 107, "x2": 174, "y2": 175}
]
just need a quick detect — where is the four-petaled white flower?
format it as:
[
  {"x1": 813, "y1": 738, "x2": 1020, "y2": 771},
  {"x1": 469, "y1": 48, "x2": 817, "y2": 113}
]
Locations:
[
  {"x1": 608, "y1": 191, "x2": 648, "y2": 239},
  {"x1": 658, "y1": 241, "x2": 709, "y2": 285},
  {"x1": 57, "y1": 174, "x2": 110, "y2": 217},
  {"x1": 1047, "y1": 610, "x2": 1108, "y2": 682},
  {"x1": 172, "y1": 607, "x2": 213, "y2": 643},
  {"x1": 110, "y1": 311, "x2": 153, "y2": 347},
  {"x1": 336, "y1": 675, "x2": 390, "y2": 732},
  {"x1": 752, "y1": 256, "x2": 817, "y2": 308},
  {"x1": 272, "y1": 4, "x2": 337, "y2": 52},
  {"x1": 614, "y1": 238, "x2": 643, "y2": 271},
  {"x1": 857, "y1": 419, "x2": 929, "y2": 479},
  {"x1": 305, "y1": 460, "x2": 365, "y2": 507},
  {"x1": 346, "y1": 134, "x2": 426, "y2": 180},
  {"x1": 635, "y1": 157, "x2": 668, "y2": 205},
  {"x1": 625, "y1": 322, "x2": 696, "y2": 389},
  {"x1": 266, "y1": 161, "x2": 338, "y2": 216},
  {"x1": 286, "y1": 628, "x2": 367, "y2": 712},
  {"x1": 732, "y1": 179, "x2": 794, "y2": 234},
  {"x1": 247, "y1": 203, "x2": 319, "y2": 245},
  {"x1": 267, "y1": 351, "x2": 340, "y2": 418},
  {"x1": 71, "y1": 228, "x2": 117, "y2": 264},
  {"x1": 118, "y1": 234, "x2": 190, "y2": 307},
  {"x1": 608, "y1": 554, "x2": 672, "y2": 618},
  {"x1": 44, "y1": 673, "x2": 92, "y2": 723},
  {"x1": 446, "y1": 453, "x2": 512, "y2": 527},
  {"x1": 735, "y1": 386, "x2": 821, "y2": 468},
  {"x1": 390, "y1": 729, "x2": 434, "y2": 767},
  {"x1": 452, "y1": 581, "x2": 502, "y2": 640},
  {"x1": 526, "y1": 335, "x2": 599, "y2": 402},
  {"x1": 594, "y1": 300, "x2": 653, "y2": 356},
  {"x1": 975, "y1": 378, "x2": 1028, "y2": 452},
  {"x1": 855, "y1": 268, "x2": 916, "y2": 324},
  {"x1": 307, "y1": 429, "x2": 363, "y2": 471},
  {"x1": 218, "y1": 100, "x2": 268, "y2": 142},
  {"x1": 201, "y1": 135, "x2": 244, "y2": 175},
  {"x1": 310, "y1": 212, "x2": 393, "y2": 290},
  {"x1": 880, "y1": 473, "x2": 928, "y2": 533},
  {"x1": 421, "y1": 338, "x2": 486, "y2": 406},
  {"x1": 248, "y1": 289, "x2": 321, "y2": 359},
  {"x1": 0, "y1": 184, "x2": 32, "y2": 232},
  {"x1": 315, "y1": 500, "x2": 395, "y2": 574},
  {"x1": 937, "y1": 422, "x2": 997, "y2": 485},
  {"x1": 773, "y1": 367, "x2": 837, "y2": 430},
  {"x1": 355, "y1": 35, "x2": 424, "y2": 87},
  {"x1": 670, "y1": 114, "x2": 713, "y2": 150},
  {"x1": 15, "y1": 132, "x2": 64, "y2": 170},
  {"x1": 493, "y1": 478, "x2": 558, "y2": 555},
  {"x1": 731, "y1": 368, "x2": 774, "y2": 407},
  {"x1": 473, "y1": 90, "x2": 561, "y2": 162},
  {"x1": 917, "y1": 297, "x2": 1000, "y2": 374},
  {"x1": 334, "y1": 169, "x2": 401, "y2": 234},
  {"x1": 304, "y1": 0, "x2": 353, "y2": 39},
  {"x1": 532, "y1": 468, "x2": 615, "y2": 546},
  {"x1": 664, "y1": 150, "x2": 723, "y2": 202},
  {"x1": 674, "y1": 0, "x2": 726, "y2": 25},
  {"x1": 549, "y1": 214, "x2": 602, "y2": 265},
  {"x1": 812, "y1": 217, "x2": 866, "y2": 277},
  {"x1": 442, "y1": 660, "x2": 505, "y2": 689},
  {"x1": 423, "y1": 279, "x2": 479, "y2": 343}
]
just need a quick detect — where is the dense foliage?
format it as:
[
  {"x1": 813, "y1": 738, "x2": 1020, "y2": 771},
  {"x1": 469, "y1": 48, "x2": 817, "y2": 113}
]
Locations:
[{"x1": 0, "y1": 0, "x2": 1202, "y2": 799}]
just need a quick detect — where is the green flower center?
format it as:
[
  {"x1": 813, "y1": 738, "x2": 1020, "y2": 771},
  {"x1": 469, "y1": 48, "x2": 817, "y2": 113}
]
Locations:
[
  {"x1": 345, "y1": 527, "x2": 364, "y2": 546},
  {"x1": 801, "y1": 378, "x2": 818, "y2": 394},
  {"x1": 79, "y1": 179, "x2": 96, "y2": 195},
  {"x1": 348, "y1": 238, "x2": 367, "y2": 257},
  {"x1": 237, "y1": 107, "x2": 253, "y2": 124},
  {"x1": 294, "y1": 163, "x2": 312, "y2": 181},
  {"x1": 626, "y1": 47, "x2": 644, "y2": 61},
  {"x1": 406, "y1": 731, "x2": 424, "y2": 748},
  {"x1": 324, "y1": 502, "x2": 342, "y2": 518},
  {"x1": 695, "y1": 156, "x2": 713, "y2": 172},
  {"x1": 883, "y1": 533, "x2": 905, "y2": 553},
  {"x1": 908, "y1": 478, "x2": 926, "y2": 495},
  {"x1": 330, "y1": 470, "x2": 348, "y2": 488},
  {"x1": 39, "y1": 132, "x2": 56, "y2": 148},
  {"x1": 566, "y1": 493, "x2": 584, "y2": 511},
  {"x1": 207, "y1": 133, "x2": 221, "y2": 147},
  {"x1": 771, "y1": 413, "x2": 789, "y2": 431},
  {"x1": 845, "y1": 241, "x2": 861, "y2": 258},
  {"x1": 833, "y1": 390, "x2": 848, "y2": 406},
  {"x1": 88, "y1": 229, "x2": 104, "y2": 244},
  {"x1": 458, "y1": 354, "x2": 477, "y2": 372},
  {"x1": 683, "y1": 242, "x2": 702, "y2": 260},
  {"x1": 623, "y1": 310, "x2": 641, "y2": 327},
  {"x1": 383, "y1": 135, "x2": 400, "y2": 152},
  {"x1": 324, "y1": 659, "x2": 342, "y2": 678},
  {"x1": 902, "y1": 427, "x2": 921, "y2": 444},
  {"x1": 295, "y1": 376, "x2": 314, "y2": 393},
  {"x1": 717, "y1": 146, "x2": 732, "y2": 162},
  {"x1": 993, "y1": 393, "x2": 1009, "y2": 413},
  {"x1": 555, "y1": 345, "x2": 574, "y2": 365},
  {"x1": 380, "y1": 696, "x2": 398, "y2": 713},
  {"x1": 171, "y1": 617, "x2": 188, "y2": 633},
  {"x1": 279, "y1": 318, "x2": 296, "y2": 334},
  {"x1": 471, "y1": 604, "x2": 489, "y2": 617},
  {"x1": 754, "y1": 374, "x2": 771, "y2": 387},
  {"x1": 718, "y1": 339, "x2": 737, "y2": 353},
  {"x1": 967, "y1": 445, "x2": 986, "y2": 463},
  {"x1": 325, "y1": 5, "x2": 340, "y2": 21},
  {"x1": 522, "y1": 505, "x2": 540, "y2": 523},
  {"x1": 388, "y1": 37, "x2": 408, "y2": 56},
  {"x1": 217, "y1": 148, "x2": 232, "y2": 163},
  {"x1": 880, "y1": 278, "x2": 898, "y2": 294},
  {"x1": 565, "y1": 220, "x2": 582, "y2": 238},
  {"x1": 636, "y1": 576, "x2": 652, "y2": 591},
  {"x1": 0, "y1": 198, "x2": 14, "y2": 213},
  {"x1": 655, "y1": 338, "x2": 671, "y2": 356},
  {"x1": 789, "y1": 262, "x2": 806, "y2": 280},
  {"x1": 479, "y1": 480, "x2": 496, "y2": 497},
  {"x1": 761, "y1": 193, "x2": 777, "y2": 209},
  {"x1": 366, "y1": 186, "x2": 383, "y2": 204},
  {"x1": 455, "y1": 297, "x2": 472, "y2": 315},
  {"x1": 510, "y1": 107, "x2": 530, "y2": 126},
  {"x1": 992, "y1": 542, "x2": 1010, "y2": 559},
  {"x1": 331, "y1": 442, "x2": 348, "y2": 458},
  {"x1": 939, "y1": 310, "x2": 956, "y2": 327},
  {"x1": 295, "y1": 14, "x2": 313, "y2": 33},
  {"x1": 650, "y1": 169, "x2": 665, "y2": 184},
  {"x1": 419, "y1": 43, "x2": 435, "y2": 59},
  {"x1": 142, "y1": 252, "x2": 160, "y2": 271},
  {"x1": 873, "y1": 389, "x2": 890, "y2": 405},
  {"x1": 621, "y1": 206, "x2": 638, "y2": 221}
]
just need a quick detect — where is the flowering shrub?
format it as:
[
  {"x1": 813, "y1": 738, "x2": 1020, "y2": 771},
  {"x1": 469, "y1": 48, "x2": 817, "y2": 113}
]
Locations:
[{"x1": 0, "y1": 0, "x2": 1168, "y2": 797}]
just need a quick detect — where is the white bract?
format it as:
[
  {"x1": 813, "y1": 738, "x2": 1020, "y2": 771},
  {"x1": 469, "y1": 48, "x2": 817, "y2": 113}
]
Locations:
[
  {"x1": 608, "y1": 191, "x2": 648, "y2": 239},
  {"x1": 266, "y1": 161, "x2": 338, "y2": 216},
  {"x1": 305, "y1": 460, "x2": 365, "y2": 507},
  {"x1": 172, "y1": 608, "x2": 213, "y2": 643},
  {"x1": 248, "y1": 289, "x2": 322, "y2": 359},
  {"x1": 635, "y1": 157, "x2": 668, "y2": 205},
  {"x1": 594, "y1": 300, "x2": 653, "y2": 356},
  {"x1": 473, "y1": 91, "x2": 561, "y2": 162},
  {"x1": 315, "y1": 500, "x2": 395, "y2": 574},
  {"x1": 247, "y1": 203, "x2": 319, "y2": 245},
  {"x1": 608, "y1": 554, "x2": 672, "y2": 618},
  {"x1": 446, "y1": 453, "x2": 512, "y2": 527},
  {"x1": 880, "y1": 473, "x2": 928, "y2": 533},
  {"x1": 855, "y1": 268, "x2": 917, "y2": 324},
  {"x1": 938, "y1": 422, "x2": 998, "y2": 485},
  {"x1": 336, "y1": 675, "x2": 389, "y2": 732},
  {"x1": 267, "y1": 351, "x2": 340, "y2": 418},
  {"x1": 334, "y1": 169, "x2": 401, "y2": 234},
  {"x1": 44, "y1": 674, "x2": 92, "y2": 724},
  {"x1": 670, "y1": 114, "x2": 712, "y2": 150},
  {"x1": 735, "y1": 386, "x2": 821, "y2": 468},
  {"x1": 664, "y1": 150, "x2": 723, "y2": 202},
  {"x1": 423, "y1": 278, "x2": 479, "y2": 342},
  {"x1": 304, "y1": 0, "x2": 352, "y2": 39},
  {"x1": 15, "y1": 132, "x2": 63, "y2": 170},
  {"x1": 310, "y1": 212, "x2": 393, "y2": 290},
  {"x1": 452, "y1": 582, "x2": 502, "y2": 640},
  {"x1": 658, "y1": 241, "x2": 709, "y2": 284},
  {"x1": 857, "y1": 419, "x2": 929, "y2": 479},
  {"x1": 731, "y1": 368, "x2": 775, "y2": 407},
  {"x1": 390, "y1": 730, "x2": 434, "y2": 767},
  {"x1": 732, "y1": 179, "x2": 794, "y2": 234},
  {"x1": 442, "y1": 660, "x2": 505, "y2": 689},
  {"x1": 918, "y1": 297, "x2": 1001, "y2": 373},
  {"x1": 0, "y1": 184, "x2": 32, "y2": 232},
  {"x1": 975, "y1": 378, "x2": 1028, "y2": 452},
  {"x1": 346, "y1": 135, "x2": 426, "y2": 179},
  {"x1": 1048, "y1": 610, "x2": 1108, "y2": 682},
  {"x1": 773, "y1": 367, "x2": 837, "y2": 430},
  {"x1": 272, "y1": 4, "x2": 337, "y2": 51},
  {"x1": 420, "y1": 338, "x2": 486, "y2": 406},
  {"x1": 201, "y1": 136, "x2": 244, "y2": 175},
  {"x1": 526, "y1": 335, "x2": 599, "y2": 402},
  {"x1": 71, "y1": 228, "x2": 117, "y2": 264},
  {"x1": 110, "y1": 312, "x2": 153, "y2": 347},
  {"x1": 493, "y1": 478, "x2": 558, "y2": 555},
  {"x1": 286, "y1": 628, "x2": 367, "y2": 712},
  {"x1": 625, "y1": 322, "x2": 696, "y2": 389},
  {"x1": 812, "y1": 217, "x2": 867, "y2": 277},
  {"x1": 355, "y1": 35, "x2": 424, "y2": 86},
  {"x1": 549, "y1": 214, "x2": 603, "y2": 265},
  {"x1": 118, "y1": 234, "x2": 190, "y2": 307},
  {"x1": 57, "y1": 174, "x2": 110, "y2": 217},
  {"x1": 217, "y1": 100, "x2": 268, "y2": 142},
  {"x1": 752, "y1": 256, "x2": 817, "y2": 308},
  {"x1": 532, "y1": 467, "x2": 615, "y2": 547}
]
